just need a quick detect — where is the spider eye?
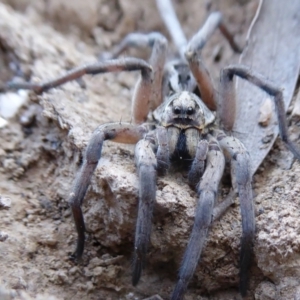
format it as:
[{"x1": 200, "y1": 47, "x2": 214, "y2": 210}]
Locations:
[
  {"x1": 173, "y1": 106, "x2": 181, "y2": 114},
  {"x1": 187, "y1": 107, "x2": 194, "y2": 115}
]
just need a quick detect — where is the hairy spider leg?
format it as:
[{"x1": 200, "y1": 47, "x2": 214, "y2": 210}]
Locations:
[
  {"x1": 155, "y1": 0, "x2": 187, "y2": 58},
  {"x1": 132, "y1": 125, "x2": 176, "y2": 284},
  {"x1": 171, "y1": 138, "x2": 225, "y2": 300},
  {"x1": 216, "y1": 131, "x2": 254, "y2": 296},
  {"x1": 6, "y1": 58, "x2": 155, "y2": 124},
  {"x1": 69, "y1": 123, "x2": 149, "y2": 260},
  {"x1": 132, "y1": 135, "x2": 157, "y2": 285},
  {"x1": 155, "y1": 126, "x2": 170, "y2": 175},
  {"x1": 220, "y1": 65, "x2": 300, "y2": 161},
  {"x1": 156, "y1": 0, "x2": 242, "y2": 59},
  {"x1": 188, "y1": 139, "x2": 208, "y2": 188}
]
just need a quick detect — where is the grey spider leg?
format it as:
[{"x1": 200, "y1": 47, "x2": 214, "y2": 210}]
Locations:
[
  {"x1": 155, "y1": 0, "x2": 187, "y2": 58},
  {"x1": 156, "y1": 126, "x2": 170, "y2": 175},
  {"x1": 196, "y1": 11, "x2": 242, "y2": 53},
  {"x1": 132, "y1": 135, "x2": 157, "y2": 285},
  {"x1": 67, "y1": 57, "x2": 154, "y2": 260},
  {"x1": 220, "y1": 65, "x2": 300, "y2": 160},
  {"x1": 171, "y1": 138, "x2": 225, "y2": 300},
  {"x1": 156, "y1": 0, "x2": 242, "y2": 59},
  {"x1": 4, "y1": 58, "x2": 151, "y2": 94},
  {"x1": 186, "y1": 11, "x2": 242, "y2": 54},
  {"x1": 212, "y1": 189, "x2": 236, "y2": 222},
  {"x1": 188, "y1": 139, "x2": 208, "y2": 188},
  {"x1": 218, "y1": 65, "x2": 300, "y2": 295},
  {"x1": 70, "y1": 123, "x2": 149, "y2": 260},
  {"x1": 216, "y1": 131, "x2": 254, "y2": 296},
  {"x1": 6, "y1": 58, "x2": 154, "y2": 124}
]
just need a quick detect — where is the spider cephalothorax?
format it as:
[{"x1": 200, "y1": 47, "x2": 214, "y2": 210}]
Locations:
[
  {"x1": 5, "y1": 1, "x2": 300, "y2": 299},
  {"x1": 155, "y1": 91, "x2": 215, "y2": 130}
]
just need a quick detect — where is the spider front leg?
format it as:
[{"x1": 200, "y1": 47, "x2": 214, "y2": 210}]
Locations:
[
  {"x1": 171, "y1": 138, "x2": 225, "y2": 300},
  {"x1": 132, "y1": 135, "x2": 158, "y2": 285},
  {"x1": 132, "y1": 127, "x2": 171, "y2": 284},
  {"x1": 216, "y1": 131, "x2": 254, "y2": 296},
  {"x1": 70, "y1": 123, "x2": 149, "y2": 260}
]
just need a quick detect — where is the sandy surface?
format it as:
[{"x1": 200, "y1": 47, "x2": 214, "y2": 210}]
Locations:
[{"x1": 0, "y1": 0, "x2": 300, "y2": 299}]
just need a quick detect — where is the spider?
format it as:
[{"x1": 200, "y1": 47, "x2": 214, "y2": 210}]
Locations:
[{"x1": 4, "y1": 0, "x2": 300, "y2": 299}]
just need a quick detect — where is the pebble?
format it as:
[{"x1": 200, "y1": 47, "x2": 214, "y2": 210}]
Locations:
[
  {"x1": 0, "y1": 231, "x2": 8, "y2": 242},
  {"x1": 0, "y1": 196, "x2": 11, "y2": 210}
]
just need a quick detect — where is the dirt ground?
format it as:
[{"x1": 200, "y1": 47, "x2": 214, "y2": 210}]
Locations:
[{"x1": 1, "y1": 0, "x2": 300, "y2": 299}]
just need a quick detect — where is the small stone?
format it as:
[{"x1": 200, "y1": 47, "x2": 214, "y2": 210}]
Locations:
[
  {"x1": 68, "y1": 266, "x2": 80, "y2": 276},
  {"x1": 52, "y1": 270, "x2": 69, "y2": 285},
  {"x1": 0, "y1": 91, "x2": 28, "y2": 118},
  {"x1": 37, "y1": 233, "x2": 58, "y2": 247},
  {"x1": 0, "y1": 196, "x2": 11, "y2": 210},
  {"x1": 25, "y1": 241, "x2": 38, "y2": 255},
  {"x1": 86, "y1": 281, "x2": 94, "y2": 292},
  {"x1": 84, "y1": 267, "x2": 93, "y2": 277},
  {"x1": 89, "y1": 257, "x2": 102, "y2": 268},
  {"x1": 0, "y1": 232, "x2": 8, "y2": 242},
  {"x1": 93, "y1": 266, "x2": 104, "y2": 277}
]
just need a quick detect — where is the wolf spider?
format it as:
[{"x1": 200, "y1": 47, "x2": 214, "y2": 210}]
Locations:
[{"x1": 5, "y1": 0, "x2": 300, "y2": 299}]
